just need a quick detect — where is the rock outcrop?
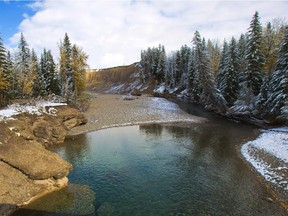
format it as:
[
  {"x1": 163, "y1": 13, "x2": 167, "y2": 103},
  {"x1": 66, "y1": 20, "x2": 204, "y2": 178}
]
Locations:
[{"x1": 0, "y1": 105, "x2": 87, "y2": 216}]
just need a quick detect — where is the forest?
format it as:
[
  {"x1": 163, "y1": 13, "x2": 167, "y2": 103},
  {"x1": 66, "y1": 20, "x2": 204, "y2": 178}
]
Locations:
[
  {"x1": 140, "y1": 12, "x2": 288, "y2": 124},
  {"x1": 0, "y1": 33, "x2": 88, "y2": 106}
]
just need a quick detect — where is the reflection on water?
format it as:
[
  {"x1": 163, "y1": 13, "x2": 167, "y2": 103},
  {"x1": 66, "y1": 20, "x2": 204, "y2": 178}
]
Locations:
[
  {"x1": 13, "y1": 184, "x2": 95, "y2": 216},
  {"x1": 13, "y1": 102, "x2": 287, "y2": 216}
]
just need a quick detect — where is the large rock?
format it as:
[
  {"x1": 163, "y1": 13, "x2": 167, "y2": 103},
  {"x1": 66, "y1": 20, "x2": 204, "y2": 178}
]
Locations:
[
  {"x1": 0, "y1": 161, "x2": 68, "y2": 215},
  {"x1": 32, "y1": 116, "x2": 67, "y2": 145},
  {"x1": 0, "y1": 127, "x2": 72, "y2": 180},
  {"x1": 0, "y1": 105, "x2": 87, "y2": 215}
]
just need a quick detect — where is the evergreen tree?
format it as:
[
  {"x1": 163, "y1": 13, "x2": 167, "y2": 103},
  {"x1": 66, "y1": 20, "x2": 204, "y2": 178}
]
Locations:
[
  {"x1": 156, "y1": 45, "x2": 166, "y2": 82},
  {"x1": 31, "y1": 50, "x2": 45, "y2": 97},
  {"x1": 6, "y1": 51, "x2": 16, "y2": 99},
  {"x1": 217, "y1": 40, "x2": 229, "y2": 89},
  {"x1": 174, "y1": 50, "x2": 181, "y2": 86},
  {"x1": 46, "y1": 50, "x2": 61, "y2": 95},
  {"x1": 238, "y1": 34, "x2": 248, "y2": 83},
  {"x1": 266, "y1": 25, "x2": 288, "y2": 119},
  {"x1": 193, "y1": 31, "x2": 227, "y2": 112},
  {"x1": 245, "y1": 11, "x2": 265, "y2": 96},
  {"x1": 219, "y1": 37, "x2": 240, "y2": 106},
  {"x1": 15, "y1": 33, "x2": 31, "y2": 97},
  {"x1": 188, "y1": 49, "x2": 200, "y2": 102},
  {"x1": 60, "y1": 33, "x2": 73, "y2": 101},
  {"x1": 0, "y1": 36, "x2": 8, "y2": 105}
]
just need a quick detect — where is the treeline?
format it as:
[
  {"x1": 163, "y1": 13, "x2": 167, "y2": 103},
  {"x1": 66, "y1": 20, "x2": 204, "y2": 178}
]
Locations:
[
  {"x1": 0, "y1": 33, "x2": 88, "y2": 106},
  {"x1": 140, "y1": 12, "x2": 288, "y2": 123}
]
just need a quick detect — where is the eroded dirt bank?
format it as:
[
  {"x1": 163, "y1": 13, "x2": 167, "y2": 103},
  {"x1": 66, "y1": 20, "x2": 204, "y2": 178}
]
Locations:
[{"x1": 0, "y1": 106, "x2": 86, "y2": 216}]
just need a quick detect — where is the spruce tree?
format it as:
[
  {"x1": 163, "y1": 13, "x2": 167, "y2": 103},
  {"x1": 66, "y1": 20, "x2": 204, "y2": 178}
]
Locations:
[
  {"x1": 217, "y1": 40, "x2": 229, "y2": 90},
  {"x1": 156, "y1": 45, "x2": 166, "y2": 82},
  {"x1": 0, "y1": 36, "x2": 8, "y2": 105},
  {"x1": 219, "y1": 37, "x2": 239, "y2": 106},
  {"x1": 6, "y1": 51, "x2": 16, "y2": 99},
  {"x1": 16, "y1": 33, "x2": 31, "y2": 97},
  {"x1": 60, "y1": 33, "x2": 74, "y2": 101},
  {"x1": 31, "y1": 50, "x2": 46, "y2": 97},
  {"x1": 193, "y1": 31, "x2": 227, "y2": 112},
  {"x1": 266, "y1": 25, "x2": 288, "y2": 119},
  {"x1": 238, "y1": 34, "x2": 248, "y2": 83},
  {"x1": 245, "y1": 11, "x2": 265, "y2": 96}
]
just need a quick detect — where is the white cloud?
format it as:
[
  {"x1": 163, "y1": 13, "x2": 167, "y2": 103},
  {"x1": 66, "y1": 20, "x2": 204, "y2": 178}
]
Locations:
[{"x1": 8, "y1": 0, "x2": 288, "y2": 69}]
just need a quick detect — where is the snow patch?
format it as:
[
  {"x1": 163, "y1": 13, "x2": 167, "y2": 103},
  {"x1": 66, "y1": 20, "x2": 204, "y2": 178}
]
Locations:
[
  {"x1": 106, "y1": 84, "x2": 126, "y2": 93},
  {"x1": 153, "y1": 84, "x2": 166, "y2": 94},
  {"x1": 0, "y1": 102, "x2": 67, "y2": 122},
  {"x1": 241, "y1": 128, "x2": 288, "y2": 192},
  {"x1": 149, "y1": 97, "x2": 179, "y2": 111}
]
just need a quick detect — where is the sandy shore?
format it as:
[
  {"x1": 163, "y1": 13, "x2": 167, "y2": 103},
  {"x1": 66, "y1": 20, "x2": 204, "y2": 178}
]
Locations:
[{"x1": 68, "y1": 93, "x2": 206, "y2": 136}]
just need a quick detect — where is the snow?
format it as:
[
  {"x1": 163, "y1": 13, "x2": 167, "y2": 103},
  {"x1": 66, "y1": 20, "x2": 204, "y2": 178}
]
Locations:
[
  {"x1": 0, "y1": 102, "x2": 67, "y2": 122},
  {"x1": 149, "y1": 97, "x2": 179, "y2": 111},
  {"x1": 106, "y1": 84, "x2": 126, "y2": 93},
  {"x1": 241, "y1": 128, "x2": 288, "y2": 192},
  {"x1": 153, "y1": 84, "x2": 166, "y2": 94}
]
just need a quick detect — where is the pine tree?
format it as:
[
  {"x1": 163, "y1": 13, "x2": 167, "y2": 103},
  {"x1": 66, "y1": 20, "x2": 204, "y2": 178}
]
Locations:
[
  {"x1": 6, "y1": 51, "x2": 16, "y2": 99},
  {"x1": 0, "y1": 36, "x2": 8, "y2": 106},
  {"x1": 193, "y1": 31, "x2": 227, "y2": 112},
  {"x1": 266, "y1": 25, "x2": 288, "y2": 119},
  {"x1": 188, "y1": 49, "x2": 200, "y2": 102},
  {"x1": 156, "y1": 45, "x2": 166, "y2": 82},
  {"x1": 15, "y1": 33, "x2": 31, "y2": 97},
  {"x1": 219, "y1": 37, "x2": 240, "y2": 106},
  {"x1": 31, "y1": 50, "x2": 45, "y2": 97},
  {"x1": 245, "y1": 11, "x2": 265, "y2": 96},
  {"x1": 238, "y1": 34, "x2": 248, "y2": 83},
  {"x1": 175, "y1": 50, "x2": 181, "y2": 86},
  {"x1": 46, "y1": 50, "x2": 60, "y2": 95},
  {"x1": 60, "y1": 33, "x2": 74, "y2": 101},
  {"x1": 217, "y1": 40, "x2": 229, "y2": 90}
]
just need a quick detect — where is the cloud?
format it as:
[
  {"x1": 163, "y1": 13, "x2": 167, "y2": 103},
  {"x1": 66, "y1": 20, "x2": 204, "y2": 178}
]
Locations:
[{"x1": 8, "y1": 0, "x2": 288, "y2": 69}]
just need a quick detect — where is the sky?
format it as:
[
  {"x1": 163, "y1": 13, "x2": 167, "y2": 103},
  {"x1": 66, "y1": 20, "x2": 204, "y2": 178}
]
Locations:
[{"x1": 0, "y1": 0, "x2": 287, "y2": 69}]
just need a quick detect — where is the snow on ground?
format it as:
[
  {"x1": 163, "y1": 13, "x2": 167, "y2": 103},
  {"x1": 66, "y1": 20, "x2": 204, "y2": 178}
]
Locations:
[
  {"x1": 106, "y1": 84, "x2": 125, "y2": 93},
  {"x1": 149, "y1": 97, "x2": 179, "y2": 111},
  {"x1": 153, "y1": 84, "x2": 166, "y2": 94},
  {"x1": 241, "y1": 128, "x2": 288, "y2": 192},
  {"x1": 0, "y1": 102, "x2": 67, "y2": 122}
]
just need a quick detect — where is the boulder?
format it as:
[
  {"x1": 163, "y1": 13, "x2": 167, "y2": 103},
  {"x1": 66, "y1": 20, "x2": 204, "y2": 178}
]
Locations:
[{"x1": 0, "y1": 128, "x2": 72, "y2": 180}]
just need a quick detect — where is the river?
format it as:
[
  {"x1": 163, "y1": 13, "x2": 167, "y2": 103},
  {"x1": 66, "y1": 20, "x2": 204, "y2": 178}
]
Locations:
[{"x1": 13, "y1": 100, "x2": 287, "y2": 216}]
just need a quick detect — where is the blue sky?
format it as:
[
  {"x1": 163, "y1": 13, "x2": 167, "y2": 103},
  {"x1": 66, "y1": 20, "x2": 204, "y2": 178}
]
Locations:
[
  {"x1": 0, "y1": 1, "x2": 36, "y2": 42},
  {"x1": 0, "y1": 0, "x2": 287, "y2": 68}
]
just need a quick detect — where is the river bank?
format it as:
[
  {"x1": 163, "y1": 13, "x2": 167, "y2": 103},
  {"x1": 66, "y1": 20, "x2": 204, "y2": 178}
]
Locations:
[
  {"x1": 68, "y1": 93, "x2": 206, "y2": 136},
  {"x1": 0, "y1": 103, "x2": 87, "y2": 216}
]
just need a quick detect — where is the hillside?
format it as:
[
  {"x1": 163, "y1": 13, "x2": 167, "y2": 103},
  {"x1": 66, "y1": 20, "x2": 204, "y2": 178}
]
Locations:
[{"x1": 86, "y1": 63, "x2": 142, "y2": 94}]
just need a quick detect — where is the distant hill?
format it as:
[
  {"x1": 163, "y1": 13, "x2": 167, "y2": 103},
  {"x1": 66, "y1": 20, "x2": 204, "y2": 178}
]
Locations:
[{"x1": 86, "y1": 63, "x2": 156, "y2": 94}]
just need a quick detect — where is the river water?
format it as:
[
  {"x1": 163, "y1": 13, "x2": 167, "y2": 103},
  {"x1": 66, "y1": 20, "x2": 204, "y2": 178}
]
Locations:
[{"x1": 13, "y1": 101, "x2": 287, "y2": 216}]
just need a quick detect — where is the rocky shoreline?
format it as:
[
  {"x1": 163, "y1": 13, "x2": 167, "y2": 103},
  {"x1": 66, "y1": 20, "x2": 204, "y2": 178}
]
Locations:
[
  {"x1": 0, "y1": 105, "x2": 87, "y2": 216},
  {"x1": 0, "y1": 93, "x2": 205, "y2": 216}
]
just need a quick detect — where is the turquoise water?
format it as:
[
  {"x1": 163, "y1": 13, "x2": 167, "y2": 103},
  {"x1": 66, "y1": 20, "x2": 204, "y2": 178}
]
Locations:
[{"x1": 13, "y1": 103, "x2": 287, "y2": 215}]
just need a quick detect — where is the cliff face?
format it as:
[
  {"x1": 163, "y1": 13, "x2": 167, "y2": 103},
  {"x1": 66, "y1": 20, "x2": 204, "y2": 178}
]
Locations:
[{"x1": 0, "y1": 106, "x2": 87, "y2": 216}]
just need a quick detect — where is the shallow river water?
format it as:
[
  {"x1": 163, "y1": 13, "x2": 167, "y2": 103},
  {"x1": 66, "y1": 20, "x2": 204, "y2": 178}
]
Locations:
[{"x1": 13, "y1": 101, "x2": 287, "y2": 216}]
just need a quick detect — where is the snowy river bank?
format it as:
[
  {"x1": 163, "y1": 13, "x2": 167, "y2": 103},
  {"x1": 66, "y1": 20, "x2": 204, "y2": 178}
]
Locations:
[{"x1": 241, "y1": 127, "x2": 288, "y2": 204}]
